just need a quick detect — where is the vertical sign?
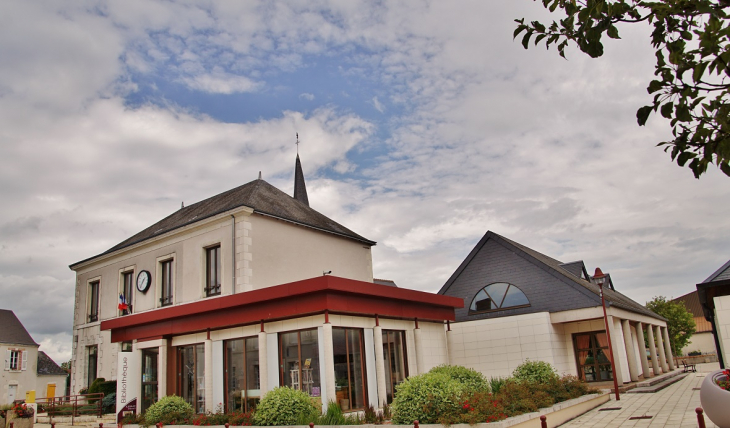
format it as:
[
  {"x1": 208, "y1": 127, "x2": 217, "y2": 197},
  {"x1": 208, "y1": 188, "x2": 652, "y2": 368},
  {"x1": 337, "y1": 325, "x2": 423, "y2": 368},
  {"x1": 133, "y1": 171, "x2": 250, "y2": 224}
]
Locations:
[{"x1": 117, "y1": 343, "x2": 141, "y2": 423}]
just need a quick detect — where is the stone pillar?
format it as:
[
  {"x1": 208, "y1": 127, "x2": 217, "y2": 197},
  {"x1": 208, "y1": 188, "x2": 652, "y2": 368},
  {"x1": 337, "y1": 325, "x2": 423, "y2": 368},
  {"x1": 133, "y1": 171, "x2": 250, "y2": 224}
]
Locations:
[
  {"x1": 204, "y1": 339, "x2": 213, "y2": 412},
  {"x1": 322, "y1": 323, "x2": 336, "y2": 404},
  {"x1": 661, "y1": 326, "x2": 676, "y2": 370},
  {"x1": 607, "y1": 316, "x2": 625, "y2": 384},
  {"x1": 373, "y1": 325, "x2": 387, "y2": 407},
  {"x1": 158, "y1": 339, "x2": 168, "y2": 398},
  {"x1": 655, "y1": 325, "x2": 669, "y2": 373},
  {"x1": 621, "y1": 319, "x2": 639, "y2": 382},
  {"x1": 258, "y1": 330, "x2": 269, "y2": 396},
  {"x1": 635, "y1": 322, "x2": 651, "y2": 378},
  {"x1": 413, "y1": 323, "x2": 425, "y2": 375},
  {"x1": 647, "y1": 324, "x2": 661, "y2": 375}
]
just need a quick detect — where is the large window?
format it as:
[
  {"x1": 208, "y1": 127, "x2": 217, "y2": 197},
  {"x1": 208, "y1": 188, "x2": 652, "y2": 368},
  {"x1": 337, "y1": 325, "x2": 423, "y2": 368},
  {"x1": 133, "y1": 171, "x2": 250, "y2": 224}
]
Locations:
[
  {"x1": 333, "y1": 328, "x2": 367, "y2": 411},
  {"x1": 178, "y1": 344, "x2": 205, "y2": 413},
  {"x1": 225, "y1": 337, "x2": 260, "y2": 413},
  {"x1": 205, "y1": 245, "x2": 221, "y2": 297},
  {"x1": 382, "y1": 330, "x2": 408, "y2": 404},
  {"x1": 121, "y1": 271, "x2": 134, "y2": 315},
  {"x1": 87, "y1": 345, "x2": 98, "y2": 387},
  {"x1": 469, "y1": 282, "x2": 530, "y2": 313},
  {"x1": 573, "y1": 332, "x2": 613, "y2": 382},
  {"x1": 160, "y1": 259, "x2": 174, "y2": 307},
  {"x1": 141, "y1": 349, "x2": 159, "y2": 413},
  {"x1": 279, "y1": 329, "x2": 321, "y2": 397},
  {"x1": 88, "y1": 280, "x2": 100, "y2": 322}
]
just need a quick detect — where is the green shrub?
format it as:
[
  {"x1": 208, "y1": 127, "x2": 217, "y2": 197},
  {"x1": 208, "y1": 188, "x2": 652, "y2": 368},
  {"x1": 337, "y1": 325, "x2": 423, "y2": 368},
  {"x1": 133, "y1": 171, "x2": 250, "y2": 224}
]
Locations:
[
  {"x1": 252, "y1": 387, "x2": 318, "y2": 426},
  {"x1": 688, "y1": 350, "x2": 702, "y2": 356},
  {"x1": 121, "y1": 412, "x2": 145, "y2": 425},
  {"x1": 428, "y1": 365, "x2": 489, "y2": 393},
  {"x1": 497, "y1": 380, "x2": 554, "y2": 416},
  {"x1": 391, "y1": 372, "x2": 465, "y2": 424},
  {"x1": 143, "y1": 395, "x2": 193, "y2": 425},
  {"x1": 489, "y1": 376, "x2": 508, "y2": 394},
  {"x1": 512, "y1": 360, "x2": 558, "y2": 384},
  {"x1": 102, "y1": 393, "x2": 116, "y2": 414}
]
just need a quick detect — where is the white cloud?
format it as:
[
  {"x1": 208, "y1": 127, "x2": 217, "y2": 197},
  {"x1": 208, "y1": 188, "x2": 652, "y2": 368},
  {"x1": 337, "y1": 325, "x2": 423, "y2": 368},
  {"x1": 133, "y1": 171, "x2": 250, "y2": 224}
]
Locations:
[
  {"x1": 299, "y1": 92, "x2": 315, "y2": 100},
  {"x1": 179, "y1": 70, "x2": 263, "y2": 94}
]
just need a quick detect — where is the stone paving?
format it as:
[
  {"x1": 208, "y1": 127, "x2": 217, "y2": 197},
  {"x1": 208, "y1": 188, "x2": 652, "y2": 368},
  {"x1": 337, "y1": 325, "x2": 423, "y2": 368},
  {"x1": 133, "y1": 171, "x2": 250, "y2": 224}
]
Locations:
[{"x1": 559, "y1": 363, "x2": 721, "y2": 428}]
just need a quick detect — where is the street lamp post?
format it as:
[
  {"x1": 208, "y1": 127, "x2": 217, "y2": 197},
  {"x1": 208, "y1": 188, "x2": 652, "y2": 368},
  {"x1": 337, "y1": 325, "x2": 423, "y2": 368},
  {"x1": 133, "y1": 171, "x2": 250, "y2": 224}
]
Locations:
[{"x1": 593, "y1": 267, "x2": 620, "y2": 401}]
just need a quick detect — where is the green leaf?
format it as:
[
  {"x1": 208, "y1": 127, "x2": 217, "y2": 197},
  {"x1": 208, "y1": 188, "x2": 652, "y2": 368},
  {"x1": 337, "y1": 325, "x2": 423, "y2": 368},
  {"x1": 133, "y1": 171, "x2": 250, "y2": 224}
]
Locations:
[
  {"x1": 677, "y1": 151, "x2": 695, "y2": 166},
  {"x1": 661, "y1": 102, "x2": 674, "y2": 119},
  {"x1": 676, "y1": 104, "x2": 692, "y2": 122},
  {"x1": 607, "y1": 25, "x2": 620, "y2": 39},
  {"x1": 647, "y1": 80, "x2": 664, "y2": 94},
  {"x1": 637, "y1": 106, "x2": 653, "y2": 126},
  {"x1": 721, "y1": 161, "x2": 730, "y2": 177},
  {"x1": 522, "y1": 31, "x2": 533, "y2": 49},
  {"x1": 693, "y1": 62, "x2": 709, "y2": 83}
]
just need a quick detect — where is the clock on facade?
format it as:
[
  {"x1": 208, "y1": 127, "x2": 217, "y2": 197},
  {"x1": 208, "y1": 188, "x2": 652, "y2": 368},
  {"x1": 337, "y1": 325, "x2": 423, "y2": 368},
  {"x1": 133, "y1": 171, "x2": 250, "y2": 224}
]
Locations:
[{"x1": 136, "y1": 270, "x2": 151, "y2": 293}]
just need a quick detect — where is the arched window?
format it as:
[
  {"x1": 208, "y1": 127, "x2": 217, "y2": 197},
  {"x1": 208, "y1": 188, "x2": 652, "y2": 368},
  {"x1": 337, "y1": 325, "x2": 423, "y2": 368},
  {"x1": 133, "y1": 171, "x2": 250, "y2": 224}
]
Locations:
[{"x1": 469, "y1": 282, "x2": 530, "y2": 313}]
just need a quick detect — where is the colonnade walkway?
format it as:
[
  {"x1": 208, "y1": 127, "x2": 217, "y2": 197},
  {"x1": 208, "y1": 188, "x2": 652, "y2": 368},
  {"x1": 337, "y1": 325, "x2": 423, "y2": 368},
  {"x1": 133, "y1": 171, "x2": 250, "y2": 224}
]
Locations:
[{"x1": 559, "y1": 363, "x2": 720, "y2": 428}]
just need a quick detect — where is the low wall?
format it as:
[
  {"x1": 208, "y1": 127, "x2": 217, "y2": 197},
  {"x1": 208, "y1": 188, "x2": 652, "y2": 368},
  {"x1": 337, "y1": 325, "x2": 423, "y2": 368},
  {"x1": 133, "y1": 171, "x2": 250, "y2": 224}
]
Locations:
[
  {"x1": 675, "y1": 354, "x2": 718, "y2": 364},
  {"x1": 122, "y1": 391, "x2": 608, "y2": 428}
]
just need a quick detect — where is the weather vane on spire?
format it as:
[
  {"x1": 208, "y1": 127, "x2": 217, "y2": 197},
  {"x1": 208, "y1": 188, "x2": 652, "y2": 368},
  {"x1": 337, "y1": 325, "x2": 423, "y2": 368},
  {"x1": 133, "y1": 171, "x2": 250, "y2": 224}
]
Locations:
[{"x1": 296, "y1": 132, "x2": 299, "y2": 154}]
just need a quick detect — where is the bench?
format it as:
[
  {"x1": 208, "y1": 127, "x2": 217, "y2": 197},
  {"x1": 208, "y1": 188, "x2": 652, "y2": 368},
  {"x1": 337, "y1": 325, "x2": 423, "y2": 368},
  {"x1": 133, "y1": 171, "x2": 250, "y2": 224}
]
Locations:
[{"x1": 681, "y1": 360, "x2": 697, "y2": 373}]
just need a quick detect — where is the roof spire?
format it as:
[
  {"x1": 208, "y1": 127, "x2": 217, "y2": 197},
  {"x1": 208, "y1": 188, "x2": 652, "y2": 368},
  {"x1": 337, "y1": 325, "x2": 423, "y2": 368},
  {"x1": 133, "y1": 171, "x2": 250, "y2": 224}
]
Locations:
[{"x1": 294, "y1": 133, "x2": 309, "y2": 206}]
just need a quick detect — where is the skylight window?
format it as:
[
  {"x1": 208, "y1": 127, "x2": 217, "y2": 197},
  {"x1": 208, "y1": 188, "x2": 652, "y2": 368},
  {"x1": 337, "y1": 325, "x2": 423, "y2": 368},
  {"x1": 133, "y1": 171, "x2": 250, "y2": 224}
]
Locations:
[{"x1": 469, "y1": 282, "x2": 530, "y2": 313}]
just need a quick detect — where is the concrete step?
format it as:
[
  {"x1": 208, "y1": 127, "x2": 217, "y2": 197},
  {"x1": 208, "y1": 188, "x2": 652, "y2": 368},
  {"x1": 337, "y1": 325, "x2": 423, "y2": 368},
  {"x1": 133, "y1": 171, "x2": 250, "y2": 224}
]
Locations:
[
  {"x1": 627, "y1": 373, "x2": 687, "y2": 393},
  {"x1": 37, "y1": 414, "x2": 116, "y2": 425},
  {"x1": 635, "y1": 369, "x2": 684, "y2": 388}
]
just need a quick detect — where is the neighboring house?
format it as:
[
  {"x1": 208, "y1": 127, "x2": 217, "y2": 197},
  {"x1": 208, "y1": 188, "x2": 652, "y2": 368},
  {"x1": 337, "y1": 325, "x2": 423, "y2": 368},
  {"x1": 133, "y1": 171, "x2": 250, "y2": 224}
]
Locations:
[
  {"x1": 69, "y1": 155, "x2": 461, "y2": 416},
  {"x1": 1, "y1": 309, "x2": 68, "y2": 404},
  {"x1": 672, "y1": 291, "x2": 716, "y2": 356},
  {"x1": 696, "y1": 259, "x2": 730, "y2": 368},
  {"x1": 438, "y1": 231, "x2": 675, "y2": 385}
]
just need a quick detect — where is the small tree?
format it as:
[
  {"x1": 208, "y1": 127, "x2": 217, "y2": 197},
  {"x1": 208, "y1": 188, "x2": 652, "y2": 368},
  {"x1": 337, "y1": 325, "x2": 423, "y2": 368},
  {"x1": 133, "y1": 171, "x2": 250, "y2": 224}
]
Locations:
[{"x1": 646, "y1": 296, "x2": 696, "y2": 356}]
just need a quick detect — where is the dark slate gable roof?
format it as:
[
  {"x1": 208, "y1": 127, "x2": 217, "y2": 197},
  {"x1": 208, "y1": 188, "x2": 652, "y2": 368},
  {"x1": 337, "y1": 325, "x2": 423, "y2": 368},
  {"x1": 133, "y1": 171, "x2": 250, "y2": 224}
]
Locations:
[
  {"x1": 0, "y1": 310, "x2": 38, "y2": 346},
  {"x1": 438, "y1": 231, "x2": 665, "y2": 321},
  {"x1": 559, "y1": 260, "x2": 588, "y2": 279},
  {"x1": 700, "y1": 259, "x2": 730, "y2": 283},
  {"x1": 37, "y1": 351, "x2": 67, "y2": 376},
  {"x1": 71, "y1": 179, "x2": 375, "y2": 267}
]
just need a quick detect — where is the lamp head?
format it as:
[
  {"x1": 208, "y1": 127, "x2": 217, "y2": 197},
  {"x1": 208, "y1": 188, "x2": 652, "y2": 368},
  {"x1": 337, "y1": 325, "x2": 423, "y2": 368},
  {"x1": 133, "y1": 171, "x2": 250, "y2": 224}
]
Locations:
[{"x1": 593, "y1": 267, "x2": 606, "y2": 286}]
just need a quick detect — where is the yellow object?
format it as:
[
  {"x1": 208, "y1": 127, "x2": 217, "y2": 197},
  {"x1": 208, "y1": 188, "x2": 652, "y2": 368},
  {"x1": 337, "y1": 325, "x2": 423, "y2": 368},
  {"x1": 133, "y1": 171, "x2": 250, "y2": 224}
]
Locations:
[
  {"x1": 25, "y1": 390, "x2": 36, "y2": 403},
  {"x1": 46, "y1": 383, "x2": 56, "y2": 398}
]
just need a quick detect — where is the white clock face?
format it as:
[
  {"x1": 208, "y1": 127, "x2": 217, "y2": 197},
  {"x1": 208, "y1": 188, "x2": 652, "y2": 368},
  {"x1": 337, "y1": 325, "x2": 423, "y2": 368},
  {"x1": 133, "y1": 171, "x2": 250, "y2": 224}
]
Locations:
[{"x1": 136, "y1": 270, "x2": 150, "y2": 292}]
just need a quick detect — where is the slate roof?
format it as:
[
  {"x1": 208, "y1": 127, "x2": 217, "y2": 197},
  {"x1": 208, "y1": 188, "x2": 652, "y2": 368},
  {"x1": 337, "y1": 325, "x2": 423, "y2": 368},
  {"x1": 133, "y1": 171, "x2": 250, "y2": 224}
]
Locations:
[
  {"x1": 700, "y1": 259, "x2": 730, "y2": 283},
  {"x1": 438, "y1": 231, "x2": 665, "y2": 321},
  {"x1": 559, "y1": 261, "x2": 588, "y2": 279},
  {"x1": 0, "y1": 310, "x2": 38, "y2": 346},
  {"x1": 294, "y1": 154, "x2": 309, "y2": 206},
  {"x1": 71, "y1": 178, "x2": 375, "y2": 268},
  {"x1": 37, "y1": 351, "x2": 67, "y2": 376}
]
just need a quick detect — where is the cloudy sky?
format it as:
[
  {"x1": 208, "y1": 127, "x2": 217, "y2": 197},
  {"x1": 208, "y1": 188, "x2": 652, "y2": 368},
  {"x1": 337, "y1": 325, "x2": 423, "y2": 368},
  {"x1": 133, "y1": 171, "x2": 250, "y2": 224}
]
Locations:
[{"x1": 1, "y1": 1, "x2": 728, "y2": 364}]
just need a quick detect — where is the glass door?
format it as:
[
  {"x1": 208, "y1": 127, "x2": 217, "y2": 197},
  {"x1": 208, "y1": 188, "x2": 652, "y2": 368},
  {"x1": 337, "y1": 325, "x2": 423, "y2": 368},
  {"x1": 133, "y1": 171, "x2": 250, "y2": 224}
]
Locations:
[
  {"x1": 141, "y1": 348, "x2": 159, "y2": 412},
  {"x1": 225, "y1": 337, "x2": 260, "y2": 413},
  {"x1": 382, "y1": 330, "x2": 408, "y2": 403},
  {"x1": 333, "y1": 328, "x2": 367, "y2": 411},
  {"x1": 178, "y1": 344, "x2": 205, "y2": 413},
  {"x1": 573, "y1": 332, "x2": 613, "y2": 382}
]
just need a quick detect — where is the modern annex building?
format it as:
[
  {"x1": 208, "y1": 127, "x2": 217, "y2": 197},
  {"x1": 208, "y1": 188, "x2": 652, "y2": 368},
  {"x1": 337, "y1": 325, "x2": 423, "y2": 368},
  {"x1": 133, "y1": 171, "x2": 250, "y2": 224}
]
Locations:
[
  {"x1": 69, "y1": 156, "x2": 461, "y2": 416},
  {"x1": 697, "y1": 259, "x2": 730, "y2": 368},
  {"x1": 438, "y1": 231, "x2": 675, "y2": 385}
]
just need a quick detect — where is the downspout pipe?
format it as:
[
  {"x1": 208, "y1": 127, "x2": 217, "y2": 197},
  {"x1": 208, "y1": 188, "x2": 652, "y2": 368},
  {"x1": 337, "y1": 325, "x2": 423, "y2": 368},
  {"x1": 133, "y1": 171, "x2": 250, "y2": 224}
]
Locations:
[{"x1": 231, "y1": 215, "x2": 236, "y2": 295}]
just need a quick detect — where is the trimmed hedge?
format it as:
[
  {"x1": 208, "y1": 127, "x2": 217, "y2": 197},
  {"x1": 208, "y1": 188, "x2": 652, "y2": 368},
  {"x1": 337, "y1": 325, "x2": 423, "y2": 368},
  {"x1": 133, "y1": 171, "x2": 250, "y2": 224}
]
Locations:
[
  {"x1": 252, "y1": 387, "x2": 318, "y2": 426},
  {"x1": 143, "y1": 395, "x2": 193, "y2": 425}
]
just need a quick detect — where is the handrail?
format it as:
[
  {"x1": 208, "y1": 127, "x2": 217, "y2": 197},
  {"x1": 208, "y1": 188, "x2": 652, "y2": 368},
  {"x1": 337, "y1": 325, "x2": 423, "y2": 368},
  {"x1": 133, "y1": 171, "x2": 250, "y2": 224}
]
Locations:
[{"x1": 35, "y1": 392, "x2": 105, "y2": 425}]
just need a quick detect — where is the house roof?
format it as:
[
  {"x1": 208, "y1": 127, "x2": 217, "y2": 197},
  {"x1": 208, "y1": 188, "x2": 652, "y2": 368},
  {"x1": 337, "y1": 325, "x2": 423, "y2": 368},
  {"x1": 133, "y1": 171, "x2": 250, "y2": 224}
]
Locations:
[
  {"x1": 37, "y1": 351, "x2": 67, "y2": 376},
  {"x1": 438, "y1": 231, "x2": 665, "y2": 321},
  {"x1": 672, "y1": 291, "x2": 713, "y2": 333},
  {"x1": 71, "y1": 178, "x2": 376, "y2": 268},
  {"x1": 374, "y1": 278, "x2": 398, "y2": 287},
  {"x1": 0, "y1": 310, "x2": 38, "y2": 346}
]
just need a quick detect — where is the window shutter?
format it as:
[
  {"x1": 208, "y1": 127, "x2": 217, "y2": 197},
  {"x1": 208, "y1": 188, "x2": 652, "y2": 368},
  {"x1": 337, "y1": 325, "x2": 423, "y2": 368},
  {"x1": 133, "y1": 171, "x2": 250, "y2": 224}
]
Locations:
[
  {"x1": 4, "y1": 350, "x2": 9, "y2": 370},
  {"x1": 21, "y1": 350, "x2": 27, "y2": 371}
]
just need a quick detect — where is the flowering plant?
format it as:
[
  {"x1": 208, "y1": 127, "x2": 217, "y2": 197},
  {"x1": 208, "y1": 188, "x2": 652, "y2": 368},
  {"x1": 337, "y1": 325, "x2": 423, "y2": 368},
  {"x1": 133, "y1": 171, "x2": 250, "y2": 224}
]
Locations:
[
  {"x1": 13, "y1": 403, "x2": 35, "y2": 418},
  {"x1": 0, "y1": 409, "x2": 6, "y2": 418},
  {"x1": 715, "y1": 369, "x2": 730, "y2": 391}
]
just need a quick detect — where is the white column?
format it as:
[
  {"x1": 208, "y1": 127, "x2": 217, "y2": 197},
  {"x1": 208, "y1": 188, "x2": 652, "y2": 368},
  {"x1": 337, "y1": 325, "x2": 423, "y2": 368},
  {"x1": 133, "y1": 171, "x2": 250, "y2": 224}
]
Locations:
[
  {"x1": 258, "y1": 330, "x2": 268, "y2": 397},
  {"x1": 621, "y1": 319, "x2": 639, "y2": 382},
  {"x1": 322, "y1": 323, "x2": 336, "y2": 404},
  {"x1": 647, "y1": 324, "x2": 661, "y2": 375},
  {"x1": 373, "y1": 325, "x2": 387, "y2": 407},
  {"x1": 607, "y1": 316, "x2": 625, "y2": 384},
  {"x1": 158, "y1": 340, "x2": 167, "y2": 398},
  {"x1": 204, "y1": 339, "x2": 213, "y2": 412},
  {"x1": 655, "y1": 325, "x2": 669, "y2": 373},
  {"x1": 661, "y1": 326, "x2": 676, "y2": 370},
  {"x1": 413, "y1": 323, "x2": 425, "y2": 375},
  {"x1": 635, "y1": 322, "x2": 651, "y2": 378}
]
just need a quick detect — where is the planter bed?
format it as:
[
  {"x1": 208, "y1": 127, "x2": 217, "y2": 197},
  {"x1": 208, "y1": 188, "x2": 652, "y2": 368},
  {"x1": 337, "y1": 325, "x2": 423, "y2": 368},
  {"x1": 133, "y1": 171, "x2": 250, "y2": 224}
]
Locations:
[{"x1": 122, "y1": 391, "x2": 608, "y2": 428}]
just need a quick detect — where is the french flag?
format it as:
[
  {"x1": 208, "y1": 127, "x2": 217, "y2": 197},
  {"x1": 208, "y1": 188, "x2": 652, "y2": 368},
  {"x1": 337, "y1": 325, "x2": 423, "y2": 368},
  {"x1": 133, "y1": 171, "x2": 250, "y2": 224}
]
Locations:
[{"x1": 118, "y1": 294, "x2": 128, "y2": 311}]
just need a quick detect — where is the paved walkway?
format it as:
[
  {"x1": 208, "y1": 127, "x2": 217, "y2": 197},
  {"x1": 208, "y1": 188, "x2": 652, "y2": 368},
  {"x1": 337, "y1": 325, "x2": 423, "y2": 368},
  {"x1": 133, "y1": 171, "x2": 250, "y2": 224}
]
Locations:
[{"x1": 559, "y1": 363, "x2": 721, "y2": 428}]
